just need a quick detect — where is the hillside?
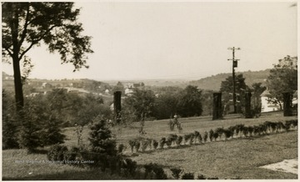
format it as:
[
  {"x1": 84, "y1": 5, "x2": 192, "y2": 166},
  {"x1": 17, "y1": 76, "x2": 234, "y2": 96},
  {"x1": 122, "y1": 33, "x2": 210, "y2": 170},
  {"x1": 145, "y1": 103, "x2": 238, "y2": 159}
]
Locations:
[
  {"x1": 190, "y1": 69, "x2": 271, "y2": 91},
  {"x1": 2, "y1": 72, "x2": 112, "y2": 94},
  {"x1": 2, "y1": 69, "x2": 271, "y2": 93}
]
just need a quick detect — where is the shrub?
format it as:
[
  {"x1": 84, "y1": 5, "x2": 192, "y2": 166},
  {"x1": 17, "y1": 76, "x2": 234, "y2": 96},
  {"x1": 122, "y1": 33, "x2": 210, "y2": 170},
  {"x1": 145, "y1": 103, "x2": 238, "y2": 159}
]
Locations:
[
  {"x1": 122, "y1": 158, "x2": 138, "y2": 177},
  {"x1": 159, "y1": 138, "x2": 166, "y2": 149},
  {"x1": 118, "y1": 143, "x2": 126, "y2": 154},
  {"x1": 129, "y1": 140, "x2": 135, "y2": 153},
  {"x1": 209, "y1": 129, "x2": 214, "y2": 142},
  {"x1": 144, "y1": 163, "x2": 167, "y2": 179},
  {"x1": 135, "y1": 140, "x2": 141, "y2": 152},
  {"x1": 203, "y1": 131, "x2": 208, "y2": 143},
  {"x1": 197, "y1": 174, "x2": 206, "y2": 179},
  {"x1": 63, "y1": 146, "x2": 81, "y2": 165},
  {"x1": 153, "y1": 140, "x2": 158, "y2": 149},
  {"x1": 176, "y1": 136, "x2": 183, "y2": 146},
  {"x1": 170, "y1": 167, "x2": 182, "y2": 179},
  {"x1": 47, "y1": 144, "x2": 68, "y2": 162},
  {"x1": 181, "y1": 172, "x2": 194, "y2": 179}
]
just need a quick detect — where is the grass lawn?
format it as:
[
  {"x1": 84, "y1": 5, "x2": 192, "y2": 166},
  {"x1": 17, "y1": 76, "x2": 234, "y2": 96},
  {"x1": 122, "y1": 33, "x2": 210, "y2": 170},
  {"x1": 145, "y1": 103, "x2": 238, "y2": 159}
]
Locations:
[
  {"x1": 2, "y1": 112, "x2": 298, "y2": 180},
  {"x1": 2, "y1": 149, "x2": 125, "y2": 180},
  {"x1": 131, "y1": 131, "x2": 298, "y2": 179}
]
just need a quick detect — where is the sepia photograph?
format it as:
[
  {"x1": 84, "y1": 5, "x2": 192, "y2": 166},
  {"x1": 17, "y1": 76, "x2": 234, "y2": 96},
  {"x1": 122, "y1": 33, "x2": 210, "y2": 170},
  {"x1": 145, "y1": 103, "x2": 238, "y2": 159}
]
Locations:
[{"x1": 2, "y1": 0, "x2": 298, "y2": 180}]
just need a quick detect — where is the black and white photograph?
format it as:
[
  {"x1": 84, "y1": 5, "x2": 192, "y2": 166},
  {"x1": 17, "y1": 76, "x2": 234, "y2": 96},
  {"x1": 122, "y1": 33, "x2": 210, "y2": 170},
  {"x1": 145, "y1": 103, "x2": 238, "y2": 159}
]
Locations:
[{"x1": 2, "y1": 0, "x2": 298, "y2": 180}]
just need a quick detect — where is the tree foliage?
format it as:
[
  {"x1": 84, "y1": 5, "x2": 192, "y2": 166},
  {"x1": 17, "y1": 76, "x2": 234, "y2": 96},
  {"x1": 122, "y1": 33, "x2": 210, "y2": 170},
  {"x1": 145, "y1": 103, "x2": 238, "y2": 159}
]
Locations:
[
  {"x1": 250, "y1": 82, "x2": 266, "y2": 113},
  {"x1": 88, "y1": 118, "x2": 117, "y2": 156},
  {"x1": 2, "y1": 89, "x2": 111, "y2": 150},
  {"x1": 2, "y1": 2, "x2": 93, "y2": 111},
  {"x1": 266, "y1": 56, "x2": 297, "y2": 108},
  {"x1": 2, "y1": 90, "x2": 19, "y2": 149},
  {"x1": 123, "y1": 88, "x2": 156, "y2": 122},
  {"x1": 220, "y1": 74, "x2": 249, "y2": 113},
  {"x1": 153, "y1": 88, "x2": 181, "y2": 119},
  {"x1": 177, "y1": 85, "x2": 203, "y2": 117}
]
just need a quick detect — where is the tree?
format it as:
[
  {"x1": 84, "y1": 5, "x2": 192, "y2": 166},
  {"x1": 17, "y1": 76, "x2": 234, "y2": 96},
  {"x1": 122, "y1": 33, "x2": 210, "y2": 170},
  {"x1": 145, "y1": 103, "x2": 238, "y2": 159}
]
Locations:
[
  {"x1": 177, "y1": 85, "x2": 203, "y2": 117},
  {"x1": 2, "y1": 89, "x2": 19, "y2": 149},
  {"x1": 201, "y1": 90, "x2": 214, "y2": 116},
  {"x1": 153, "y1": 91, "x2": 179, "y2": 119},
  {"x1": 2, "y1": 2, "x2": 93, "y2": 112},
  {"x1": 220, "y1": 74, "x2": 249, "y2": 113},
  {"x1": 266, "y1": 56, "x2": 297, "y2": 109},
  {"x1": 250, "y1": 82, "x2": 266, "y2": 114},
  {"x1": 89, "y1": 118, "x2": 117, "y2": 156},
  {"x1": 123, "y1": 88, "x2": 156, "y2": 132}
]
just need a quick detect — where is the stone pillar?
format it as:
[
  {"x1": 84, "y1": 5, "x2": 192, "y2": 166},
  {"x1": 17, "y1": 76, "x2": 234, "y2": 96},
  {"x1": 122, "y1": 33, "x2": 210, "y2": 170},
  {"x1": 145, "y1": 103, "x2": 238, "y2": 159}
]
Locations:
[
  {"x1": 283, "y1": 92, "x2": 293, "y2": 116},
  {"x1": 114, "y1": 91, "x2": 122, "y2": 123},
  {"x1": 245, "y1": 92, "x2": 252, "y2": 118},
  {"x1": 212, "y1": 92, "x2": 222, "y2": 120}
]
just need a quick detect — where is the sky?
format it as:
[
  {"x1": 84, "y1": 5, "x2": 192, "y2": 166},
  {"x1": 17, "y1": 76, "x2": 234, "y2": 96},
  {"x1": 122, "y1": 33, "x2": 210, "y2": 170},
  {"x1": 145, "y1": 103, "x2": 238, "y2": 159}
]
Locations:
[{"x1": 2, "y1": 0, "x2": 298, "y2": 81}]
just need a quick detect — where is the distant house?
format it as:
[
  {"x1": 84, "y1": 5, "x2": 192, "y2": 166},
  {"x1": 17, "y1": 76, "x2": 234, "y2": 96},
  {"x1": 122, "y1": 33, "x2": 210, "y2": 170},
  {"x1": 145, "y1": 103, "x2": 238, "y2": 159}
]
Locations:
[
  {"x1": 260, "y1": 90, "x2": 280, "y2": 112},
  {"x1": 124, "y1": 82, "x2": 145, "y2": 96},
  {"x1": 42, "y1": 82, "x2": 53, "y2": 89},
  {"x1": 105, "y1": 89, "x2": 110, "y2": 94}
]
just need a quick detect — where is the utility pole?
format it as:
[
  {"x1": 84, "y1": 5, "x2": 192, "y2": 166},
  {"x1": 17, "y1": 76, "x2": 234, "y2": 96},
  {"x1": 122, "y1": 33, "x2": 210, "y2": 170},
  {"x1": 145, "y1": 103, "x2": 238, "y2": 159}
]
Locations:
[{"x1": 228, "y1": 47, "x2": 240, "y2": 113}]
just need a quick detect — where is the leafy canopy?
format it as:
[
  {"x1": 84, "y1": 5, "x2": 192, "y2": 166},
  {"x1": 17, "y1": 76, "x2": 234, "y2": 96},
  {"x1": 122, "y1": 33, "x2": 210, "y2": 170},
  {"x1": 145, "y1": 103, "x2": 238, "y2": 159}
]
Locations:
[
  {"x1": 2, "y1": 2, "x2": 93, "y2": 70},
  {"x1": 266, "y1": 56, "x2": 297, "y2": 105}
]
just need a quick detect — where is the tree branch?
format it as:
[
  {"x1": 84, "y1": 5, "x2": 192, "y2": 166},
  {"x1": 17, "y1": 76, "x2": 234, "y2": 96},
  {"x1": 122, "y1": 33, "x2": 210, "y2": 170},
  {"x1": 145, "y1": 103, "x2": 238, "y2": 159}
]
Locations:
[
  {"x1": 18, "y1": 3, "x2": 30, "y2": 50},
  {"x1": 18, "y1": 24, "x2": 59, "y2": 61},
  {"x1": 3, "y1": 47, "x2": 13, "y2": 57}
]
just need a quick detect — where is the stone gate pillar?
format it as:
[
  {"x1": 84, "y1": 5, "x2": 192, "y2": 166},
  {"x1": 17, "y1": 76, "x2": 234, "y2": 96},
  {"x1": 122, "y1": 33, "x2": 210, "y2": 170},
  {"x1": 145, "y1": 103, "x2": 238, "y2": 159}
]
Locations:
[
  {"x1": 245, "y1": 92, "x2": 252, "y2": 118},
  {"x1": 114, "y1": 91, "x2": 122, "y2": 123},
  {"x1": 283, "y1": 92, "x2": 293, "y2": 116},
  {"x1": 212, "y1": 92, "x2": 222, "y2": 120}
]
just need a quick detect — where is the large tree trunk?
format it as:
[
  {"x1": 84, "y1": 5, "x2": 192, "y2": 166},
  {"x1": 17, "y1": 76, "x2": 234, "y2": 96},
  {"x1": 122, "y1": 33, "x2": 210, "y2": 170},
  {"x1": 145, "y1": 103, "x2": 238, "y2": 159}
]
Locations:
[
  {"x1": 12, "y1": 55, "x2": 24, "y2": 112},
  {"x1": 11, "y1": 6, "x2": 24, "y2": 113}
]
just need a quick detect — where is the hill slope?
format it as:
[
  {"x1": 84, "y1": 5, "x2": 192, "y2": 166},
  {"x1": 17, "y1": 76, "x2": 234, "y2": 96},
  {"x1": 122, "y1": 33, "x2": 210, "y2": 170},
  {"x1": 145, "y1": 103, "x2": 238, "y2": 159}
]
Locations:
[{"x1": 190, "y1": 69, "x2": 270, "y2": 91}]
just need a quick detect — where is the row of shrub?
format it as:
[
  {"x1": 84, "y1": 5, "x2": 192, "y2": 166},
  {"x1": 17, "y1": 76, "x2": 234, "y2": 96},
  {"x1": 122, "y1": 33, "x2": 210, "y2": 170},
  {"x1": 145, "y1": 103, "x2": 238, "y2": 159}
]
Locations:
[{"x1": 128, "y1": 119, "x2": 298, "y2": 153}]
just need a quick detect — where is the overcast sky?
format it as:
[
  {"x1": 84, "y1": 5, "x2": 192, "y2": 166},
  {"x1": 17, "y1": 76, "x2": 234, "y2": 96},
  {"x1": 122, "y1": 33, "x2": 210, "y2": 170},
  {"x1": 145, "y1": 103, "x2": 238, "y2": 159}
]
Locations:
[{"x1": 2, "y1": 1, "x2": 298, "y2": 81}]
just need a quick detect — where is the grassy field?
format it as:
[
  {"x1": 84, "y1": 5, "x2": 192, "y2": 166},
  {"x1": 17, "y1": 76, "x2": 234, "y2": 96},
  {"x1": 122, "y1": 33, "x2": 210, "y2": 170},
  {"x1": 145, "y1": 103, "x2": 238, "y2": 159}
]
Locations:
[
  {"x1": 2, "y1": 149, "x2": 125, "y2": 180},
  {"x1": 2, "y1": 112, "x2": 298, "y2": 180}
]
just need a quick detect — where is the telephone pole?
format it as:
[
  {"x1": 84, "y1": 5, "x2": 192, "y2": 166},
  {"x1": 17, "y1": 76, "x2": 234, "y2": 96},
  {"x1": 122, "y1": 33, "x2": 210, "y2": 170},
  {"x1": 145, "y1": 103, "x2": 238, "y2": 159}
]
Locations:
[{"x1": 228, "y1": 47, "x2": 240, "y2": 113}]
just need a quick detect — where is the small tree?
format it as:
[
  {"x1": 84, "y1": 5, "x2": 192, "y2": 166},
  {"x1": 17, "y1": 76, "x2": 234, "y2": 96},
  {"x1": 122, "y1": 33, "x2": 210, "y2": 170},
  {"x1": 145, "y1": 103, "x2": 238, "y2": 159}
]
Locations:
[
  {"x1": 123, "y1": 88, "x2": 156, "y2": 133},
  {"x1": 88, "y1": 117, "x2": 117, "y2": 156},
  {"x1": 18, "y1": 96, "x2": 66, "y2": 153}
]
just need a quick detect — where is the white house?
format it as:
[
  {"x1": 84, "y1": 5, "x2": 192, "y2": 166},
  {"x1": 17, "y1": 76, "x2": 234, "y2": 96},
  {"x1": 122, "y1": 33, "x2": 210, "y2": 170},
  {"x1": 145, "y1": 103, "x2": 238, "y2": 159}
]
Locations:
[{"x1": 260, "y1": 90, "x2": 280, "y2": 112}]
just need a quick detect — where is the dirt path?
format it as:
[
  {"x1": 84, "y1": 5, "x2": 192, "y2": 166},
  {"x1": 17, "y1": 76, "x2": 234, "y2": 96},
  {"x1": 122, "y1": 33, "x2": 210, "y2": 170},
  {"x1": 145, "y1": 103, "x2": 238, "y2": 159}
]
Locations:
[{"x1": 260, "y1": 158, "x2": 298, "y2": 175}]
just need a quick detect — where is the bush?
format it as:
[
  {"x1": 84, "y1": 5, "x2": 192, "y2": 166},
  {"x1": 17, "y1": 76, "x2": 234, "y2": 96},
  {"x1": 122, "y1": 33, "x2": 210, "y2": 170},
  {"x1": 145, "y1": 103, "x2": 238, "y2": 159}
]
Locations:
[
  {"x1": 63, "y1": 146, "x2": 82, "y2": 166},
  {"x1": 122, "y1": 158, "x2": 138, "y2": 177},
  {"x1": 170, "y1": 167, "x2": 182, "y2": 179},
  {"x1": 47, "y1": 144, "x2": 68, "y2": 162},
  {"x1": 144, "y1": 163, "x2": 167, "y2": 179},
  {"x1": 181, "y1": 172, "x2": 195, "y2": 179}
]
